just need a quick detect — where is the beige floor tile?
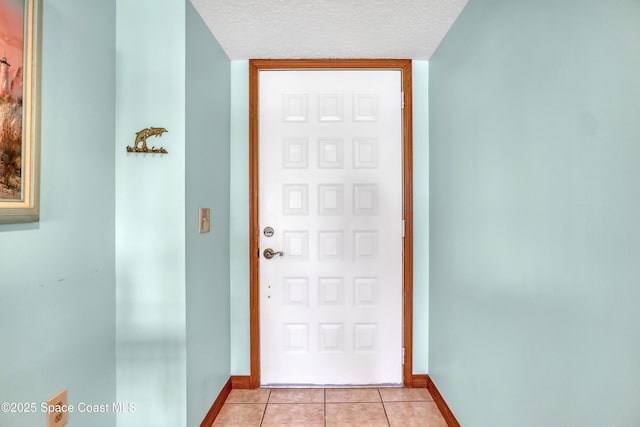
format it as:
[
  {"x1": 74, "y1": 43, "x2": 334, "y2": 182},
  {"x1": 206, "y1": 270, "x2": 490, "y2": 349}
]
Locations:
[
  {"x1": 211, "y1": 387, "x2": 450, "y2": 427},
  {"x1": 261, "y1": 403, "x2": 324, "y2": 426},
  {"x1": 379, "y1": 387, "x2": 433, "y2": 402},
  {"x1": 326, "y1": 388, "x2": 382, "y2": 403},
  {"x1": 268, "y1": 388, "x2": 325, "y2": 404},
  {"x1": 212, "y1": 403, "x2": 265, "y2": 426},
  {"x1": 385, "y1": 401, "x2": 447, "y2": 427},
  {"x1": 225, "y1": 388, "x2": 271, "y2": 403},
  {"x1": 326, "y1": 402, "x2": 389, "y2": 426}
]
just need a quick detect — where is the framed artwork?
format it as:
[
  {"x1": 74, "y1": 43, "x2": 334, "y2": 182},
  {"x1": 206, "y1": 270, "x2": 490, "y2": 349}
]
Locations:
[{"x1": 0, "y1": 0, "x2": 41, "y2": 223}]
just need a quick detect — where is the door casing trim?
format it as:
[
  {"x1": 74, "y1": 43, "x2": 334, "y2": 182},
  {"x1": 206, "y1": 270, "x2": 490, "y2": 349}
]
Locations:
[{"x1": 249, "y1": 59, "x2": 414, "y2": 387}]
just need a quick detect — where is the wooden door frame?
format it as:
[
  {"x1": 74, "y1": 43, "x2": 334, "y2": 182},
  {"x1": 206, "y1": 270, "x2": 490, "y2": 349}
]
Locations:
[{"x1": 249, "y1": 59, "x2": 414, "y2": 388}]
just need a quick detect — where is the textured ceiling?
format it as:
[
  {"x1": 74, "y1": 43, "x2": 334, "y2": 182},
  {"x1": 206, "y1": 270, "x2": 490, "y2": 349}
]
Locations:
[{"x1": 190, "y1": 0, "x2": 468, "y2": 60}]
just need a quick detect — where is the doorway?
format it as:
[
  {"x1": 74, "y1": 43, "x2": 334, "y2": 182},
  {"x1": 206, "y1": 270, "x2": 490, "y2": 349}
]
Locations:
[{"x1": 249, "y1": 59, "x2": 414, "y2": 387}]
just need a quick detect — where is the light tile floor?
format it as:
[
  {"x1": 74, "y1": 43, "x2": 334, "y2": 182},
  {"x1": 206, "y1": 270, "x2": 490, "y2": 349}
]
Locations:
[{"x1": 212, "y1": 387, "x2": 448, "y2": 426}]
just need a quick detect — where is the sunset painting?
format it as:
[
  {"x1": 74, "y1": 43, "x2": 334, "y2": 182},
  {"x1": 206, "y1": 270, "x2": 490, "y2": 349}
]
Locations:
[{"x1": 0, "y1": 0, "x2": 25, "y2": 200}]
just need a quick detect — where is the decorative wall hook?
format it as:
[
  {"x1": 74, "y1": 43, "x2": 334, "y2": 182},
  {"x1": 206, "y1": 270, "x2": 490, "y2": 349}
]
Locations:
[{"x1": 126, "y1": 127, "x2": 169, "y2": 153}]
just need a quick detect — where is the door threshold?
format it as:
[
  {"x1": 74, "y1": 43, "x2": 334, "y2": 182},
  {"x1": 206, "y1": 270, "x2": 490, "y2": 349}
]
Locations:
[{"x1": 262, "y1": 383, "x2": 404, "y2": 389}]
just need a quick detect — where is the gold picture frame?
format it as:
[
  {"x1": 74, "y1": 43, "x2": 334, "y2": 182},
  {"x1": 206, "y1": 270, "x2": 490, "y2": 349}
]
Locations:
[{"x1": 0, "y1": 0, "x2": 41, "y2": 223}]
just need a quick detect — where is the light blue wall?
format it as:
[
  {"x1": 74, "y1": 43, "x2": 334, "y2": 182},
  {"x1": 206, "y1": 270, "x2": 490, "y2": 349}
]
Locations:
[
  {"x1": 115, "y1": 0, "x2": 186, "y2": 425},
  {"x1": 229, "y1": 60, "x2": 250, "y2": 374},
  {"x1": 0, "y1": 1, "x2": 116, "y2": 426},
  {"x1": 429, "y1": 0, "x2": 640, "y2": 425},
  {"x1": 412, "y1": 60, "x2": 429, "y2": 373},
  {"x1": 229, "y1": 60, "x2": 431, "y2": 377},
  {"x1": 185, "y1": 2, "x2": 231, "y2": 425},
  {"x1": 1, "y1": 2, "x2": 231, "y2": 426}
]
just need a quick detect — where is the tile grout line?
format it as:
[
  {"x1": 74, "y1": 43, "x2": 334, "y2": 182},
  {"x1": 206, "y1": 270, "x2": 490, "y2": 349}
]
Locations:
[
  {"x1": 324, "y1": 388, "x2": 327, "y2": 427},
  {"x1": 378, "y1": 388, "x2": 392, "y2": 427},
  {"x1": 258, "y1": 389, "x2": 271, "y2": 427},
  {"x1": 258, "y1": 402, "x2": 325, "y2": 405}
]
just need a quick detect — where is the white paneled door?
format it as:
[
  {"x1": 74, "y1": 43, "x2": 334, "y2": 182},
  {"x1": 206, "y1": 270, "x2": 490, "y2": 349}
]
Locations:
[{"x1": 259, "y1": 70, "x2": 403, "y2": 385}]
